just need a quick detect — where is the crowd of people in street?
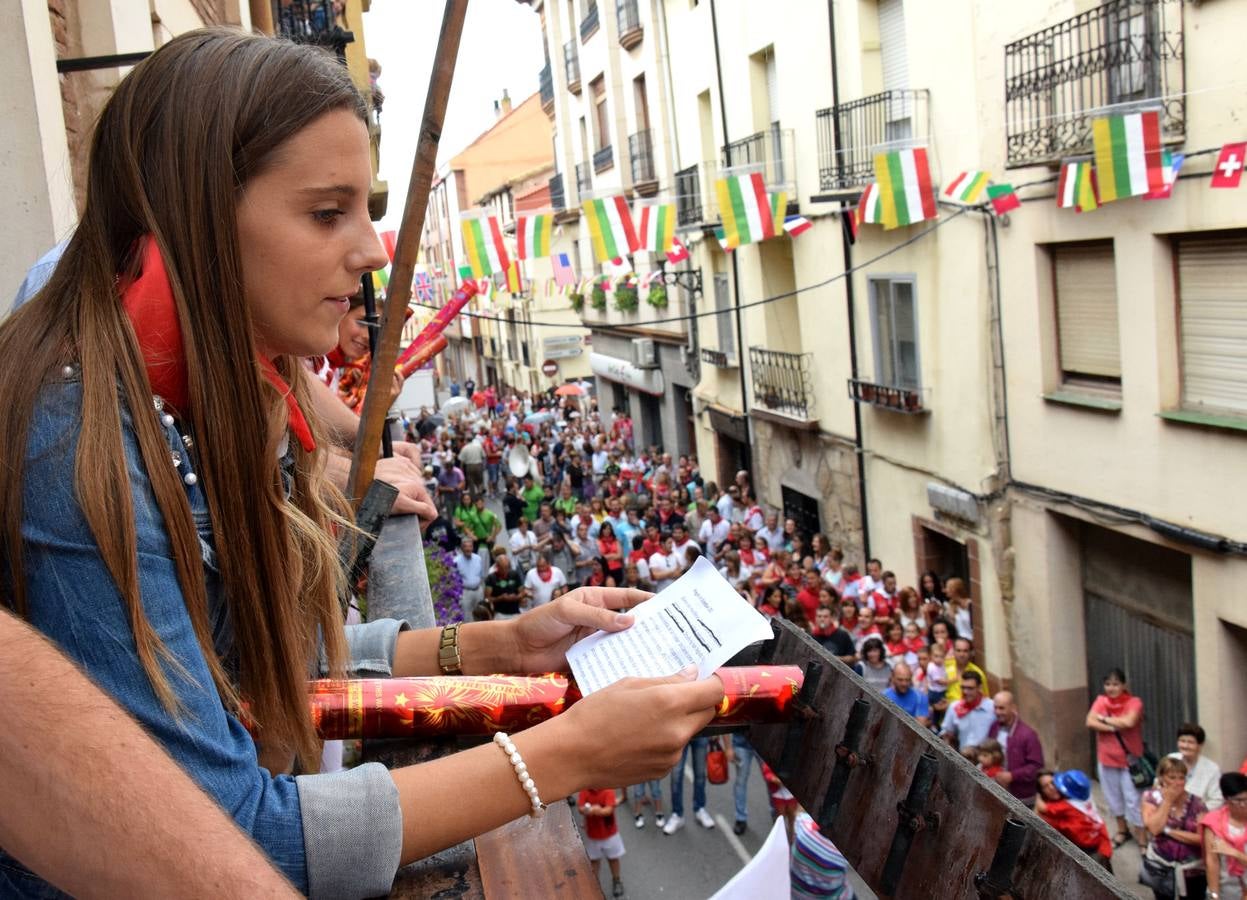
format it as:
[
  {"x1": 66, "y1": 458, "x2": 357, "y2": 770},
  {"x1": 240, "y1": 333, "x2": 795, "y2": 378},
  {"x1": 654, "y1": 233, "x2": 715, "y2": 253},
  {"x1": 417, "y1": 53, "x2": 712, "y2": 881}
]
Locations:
[{"x1": 406, "y1": 381, "x2": 1247, "y2": 900}]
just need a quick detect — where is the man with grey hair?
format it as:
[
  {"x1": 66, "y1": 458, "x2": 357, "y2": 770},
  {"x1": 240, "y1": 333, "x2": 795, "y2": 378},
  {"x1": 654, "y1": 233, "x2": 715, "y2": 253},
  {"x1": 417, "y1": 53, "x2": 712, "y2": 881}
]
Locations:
[{"x1": 882, "y1": 663, "x2": 931, "y2": 728}]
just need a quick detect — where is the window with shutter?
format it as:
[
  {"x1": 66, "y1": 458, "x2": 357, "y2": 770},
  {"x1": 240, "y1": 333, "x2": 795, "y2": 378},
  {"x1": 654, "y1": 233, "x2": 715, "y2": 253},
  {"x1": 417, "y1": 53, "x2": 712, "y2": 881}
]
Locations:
[
  {"x1": 869, "y1": 276, "x2": 921, "y2": 389},
  {"x1": 715, "y1": 271, "x2": 735, "y2": 360},
  {"x1": 1176, "y1": 233, "x2": 1247, "y2": 416},
  {"x1": 878, "y1": 0, "x2": 912, "y2": 141},
  {"x1": 1052, "y1": 242, "x2": 1121, "y2": 393}
]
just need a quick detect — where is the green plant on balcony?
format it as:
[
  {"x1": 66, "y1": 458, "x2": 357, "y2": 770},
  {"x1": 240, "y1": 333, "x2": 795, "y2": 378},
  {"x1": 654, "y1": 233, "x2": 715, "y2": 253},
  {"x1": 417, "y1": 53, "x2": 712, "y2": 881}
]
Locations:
[
  {"x1": 614, "y1": 284, "x2": 639, "y2": 312},
  {"x1": 590, "y1": 282, "x2": 607, "y2": 310},
  {"x1": 645, "y1": 280, "x2": 668, "y2": 309},
  {"x1": 569, "y1": 291, "x2": 584, "y2": 312}
]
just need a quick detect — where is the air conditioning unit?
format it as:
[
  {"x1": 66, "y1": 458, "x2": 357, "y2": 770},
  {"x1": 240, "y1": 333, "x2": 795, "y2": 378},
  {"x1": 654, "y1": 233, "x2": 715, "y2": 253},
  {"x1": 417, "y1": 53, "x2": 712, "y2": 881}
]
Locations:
[{"x1": 631, "y1": 337, "x2": 658, "y2": 368}]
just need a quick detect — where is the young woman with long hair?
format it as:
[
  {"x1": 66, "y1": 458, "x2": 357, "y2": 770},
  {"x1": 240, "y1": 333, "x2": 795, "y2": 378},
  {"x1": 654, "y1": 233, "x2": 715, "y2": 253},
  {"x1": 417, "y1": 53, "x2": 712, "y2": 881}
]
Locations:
[{"x1": 0, "y1": 29, "x2": 721, "y2": 897}]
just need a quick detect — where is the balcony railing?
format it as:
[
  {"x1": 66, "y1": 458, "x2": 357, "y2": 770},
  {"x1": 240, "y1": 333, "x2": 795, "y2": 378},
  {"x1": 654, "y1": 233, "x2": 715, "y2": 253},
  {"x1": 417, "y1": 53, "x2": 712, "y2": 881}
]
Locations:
[
  {"x1": 539, "y1": 63, "x2": 554, "y2": 111},
  {"x1": 815, "y1": 89, "x2": 930, "y2": 191},
  {"x1": 548, "y1": 172, "x2": 566, "y2": 211},
  {"x1": 617, "y1": 0, "x2": 642, "y2": 49},
  {"x1": 564, "y1": 40, "x2": 581, "y2": 93},
  {"x1": 721, "y1": 124, "x2": 796, "y2": 197},
  {"x1": 750, "y1": 347, "x2": 815, "y2": 421},
  {"x1": 701, "y1": 347, "x2": 732, "y2": 368},
  {"x1": 1004, "y1": 0, "x2": 1184, "y2": 167},
  {"x1": 847, "y1": 378, "x2": 929, "y2": 414},
  {"x1": 593, "y1": 144, "x2": 614, "y2": 174},
  {"x1": 575, "y1": 161, "x2": 592, "y2": 197},
  {"x1": 580, "y1": 2, "x2": 600, "y2": 41},
  {"x1": 629, "y1": 129, "x2": 656, "y2": 186},
  {"x1": 272, "y1": 0, "x2": 354, "y2": 59},
  {"x1": 675, "y1": 164, "x2": 703, "y2": 227}
]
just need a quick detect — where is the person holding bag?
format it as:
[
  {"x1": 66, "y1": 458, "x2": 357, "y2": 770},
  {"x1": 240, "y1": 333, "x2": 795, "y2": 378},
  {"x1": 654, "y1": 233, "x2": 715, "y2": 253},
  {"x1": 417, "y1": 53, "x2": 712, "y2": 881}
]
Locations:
[
  {"x1": 1087, "y1": 667, "x2": 1148, "y2": 850},
  {"x1": 1141, "y1": 757, "x2": 1208, "y2": 899}
]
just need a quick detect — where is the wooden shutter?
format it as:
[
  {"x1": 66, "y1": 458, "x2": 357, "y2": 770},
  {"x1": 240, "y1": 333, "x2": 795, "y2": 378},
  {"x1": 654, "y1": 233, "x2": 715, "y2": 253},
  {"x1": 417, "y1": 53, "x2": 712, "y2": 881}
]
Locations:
[
  {"x1": 1177, "y1": 234, "x2": 1247, "y2": 414},
  {"x1": 1053, "y1": 242, "x2": 1121, "y2": 380}
]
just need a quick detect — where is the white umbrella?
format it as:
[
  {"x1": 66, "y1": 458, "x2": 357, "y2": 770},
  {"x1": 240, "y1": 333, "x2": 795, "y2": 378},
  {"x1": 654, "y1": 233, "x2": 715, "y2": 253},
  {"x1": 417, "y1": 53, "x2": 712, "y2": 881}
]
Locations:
[{"x1": 440, "y1": 396, "x2": 472, "y2": 416}]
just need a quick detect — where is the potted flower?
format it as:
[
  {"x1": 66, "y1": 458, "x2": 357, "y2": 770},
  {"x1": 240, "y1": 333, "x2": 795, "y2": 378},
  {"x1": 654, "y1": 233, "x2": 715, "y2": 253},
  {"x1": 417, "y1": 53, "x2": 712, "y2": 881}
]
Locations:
[
  {"x1": 590, "y1": 282, "x2": 607, "y2": 310},
  {"x1": 569, "y1": 291, "x2": 584, "y2": 313},
  {"x1": 614, "y1": 283, "x2": 639, "y2": 312},
  {"x1": 646, "y1": 280, "x2": 668, "y2": 309}
]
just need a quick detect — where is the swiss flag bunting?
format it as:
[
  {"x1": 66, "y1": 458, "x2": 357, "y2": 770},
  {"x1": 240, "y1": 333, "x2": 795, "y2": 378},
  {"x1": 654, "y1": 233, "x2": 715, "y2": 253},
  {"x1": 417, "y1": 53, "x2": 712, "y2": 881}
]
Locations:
[{"x1": 1211, "y1": 142, "x2": 1246, "y2": 189}]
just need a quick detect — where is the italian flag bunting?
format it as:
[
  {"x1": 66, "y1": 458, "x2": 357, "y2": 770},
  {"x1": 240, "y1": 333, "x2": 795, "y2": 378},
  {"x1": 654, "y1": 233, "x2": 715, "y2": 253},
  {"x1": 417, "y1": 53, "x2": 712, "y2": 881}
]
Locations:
[
  {"x1": 873, "y1": 148, "x2": 938, "y2": 230},
  {"x1": 581, "y1": 194, "x2": 640, "y2": 263},
  {"x1": 460, "y1": 214, "x2": 510, "y2": 277},
  {"x1": 715, "y1": 171, "x2": 787, "y2": 248},
  {"x1": 516, "y1": 213, "x2": 552, "y2": 260},
  {"x1": 1091, "y1": 109, "x2": 1164, "y2": 202},
  {"x1": 636, "y1": 201, "x2": 676, "y2": 254}
]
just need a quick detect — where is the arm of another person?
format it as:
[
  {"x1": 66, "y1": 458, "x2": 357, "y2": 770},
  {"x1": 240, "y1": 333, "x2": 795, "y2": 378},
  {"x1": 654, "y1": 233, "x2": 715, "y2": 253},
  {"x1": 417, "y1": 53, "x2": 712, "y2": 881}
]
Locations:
[{"x1": 0, "y1": 610, "x2": 297, "y2": 900}]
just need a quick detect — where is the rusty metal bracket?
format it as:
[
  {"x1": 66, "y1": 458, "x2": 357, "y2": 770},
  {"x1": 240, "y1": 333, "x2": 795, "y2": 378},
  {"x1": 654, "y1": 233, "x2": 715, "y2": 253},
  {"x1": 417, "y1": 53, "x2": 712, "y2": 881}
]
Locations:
[
  {"x1": 879, "y1": 751, "x2": 941, "y2": 896},
  {"x1": 974, "y1": 818, "x2": 1028, "y2": 899},
  {"x1": 817, "y1": 696, "x2": 872, "y2": 830},
  {"x1": 773, "y1": 659, "x2": 823, "y2": 783}
]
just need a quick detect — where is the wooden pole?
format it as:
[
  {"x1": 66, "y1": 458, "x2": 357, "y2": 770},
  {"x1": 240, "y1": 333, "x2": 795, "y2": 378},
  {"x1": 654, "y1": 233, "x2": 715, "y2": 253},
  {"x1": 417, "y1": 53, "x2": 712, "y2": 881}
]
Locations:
[{"x1": 347, "y1": 0, "x2": 469, "y2": 504}]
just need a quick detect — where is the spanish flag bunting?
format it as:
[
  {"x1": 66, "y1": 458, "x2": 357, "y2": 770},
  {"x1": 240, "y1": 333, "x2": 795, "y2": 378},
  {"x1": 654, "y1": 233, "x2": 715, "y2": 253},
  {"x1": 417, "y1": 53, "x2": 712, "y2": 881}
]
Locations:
[
  {"x1": 505, "y1": 259, "x2": 523, "y2": 294},
  {"x1": 873, "y1": 148, "x2": 938, "y2": 230},
  {"x1": 1091, "y1": 109, "x2": 1165, "y2": 202}
]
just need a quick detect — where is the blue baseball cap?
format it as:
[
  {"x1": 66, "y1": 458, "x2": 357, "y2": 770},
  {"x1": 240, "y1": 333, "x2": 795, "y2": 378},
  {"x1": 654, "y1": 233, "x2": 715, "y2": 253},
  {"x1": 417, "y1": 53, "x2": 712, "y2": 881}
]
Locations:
[{"x1": 1053, "y1": 770, "x2": 1092, "y2": 802}]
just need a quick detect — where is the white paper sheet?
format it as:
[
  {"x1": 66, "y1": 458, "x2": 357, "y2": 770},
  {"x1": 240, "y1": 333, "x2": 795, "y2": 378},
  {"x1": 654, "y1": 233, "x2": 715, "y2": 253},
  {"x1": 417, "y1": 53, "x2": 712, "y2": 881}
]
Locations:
[
  {"x1": 708, "y1": 816, "x2": 791, "y2": 900},
  {"x1": 566, "y1": 555, "x2": 773, "y2": 694}
]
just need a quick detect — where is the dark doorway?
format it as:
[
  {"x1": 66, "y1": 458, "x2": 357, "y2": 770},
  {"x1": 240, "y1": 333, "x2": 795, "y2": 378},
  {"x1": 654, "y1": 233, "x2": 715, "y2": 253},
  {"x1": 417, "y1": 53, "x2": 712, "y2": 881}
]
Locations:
[
  {"x1": 639, "y1": 392, "x2": 663, "y2": 450},
  {"x1": 1079, "y1": 522, "x2": 1194, "y2": 762},
  {"x1": 715, "y1": 432, "x2": 748, "y2": 491},
  {"x1": 781, "y1": 486, "x2": 821, "y2": 540}
]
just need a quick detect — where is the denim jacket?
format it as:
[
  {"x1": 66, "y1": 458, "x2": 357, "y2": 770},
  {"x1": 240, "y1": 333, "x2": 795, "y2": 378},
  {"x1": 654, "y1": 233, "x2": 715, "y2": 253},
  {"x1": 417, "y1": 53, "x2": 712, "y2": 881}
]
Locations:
[{"x1": 0, "y1": 373, "x2": 404, "y2": 899}]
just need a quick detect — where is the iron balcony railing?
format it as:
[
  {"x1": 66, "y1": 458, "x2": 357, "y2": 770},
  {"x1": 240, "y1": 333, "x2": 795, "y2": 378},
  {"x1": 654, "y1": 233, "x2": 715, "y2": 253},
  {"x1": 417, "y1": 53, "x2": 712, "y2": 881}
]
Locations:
[
  {"x1": 548, "y1": 172, "x2": 566, "y2": 211},
  {"x1": 617, "y1": 0, "x2": 642, "y2": 48},
  {"x1": 580, "y1": 2, "x2": 600, "y2": 41},
  {"x1": 847, "y1": 378, "x2": 930, "y2": 414},
  {"x1": 750, "y1": 347, "x2": 815, "y2": 421},
  {"x1": 815, "y1": 90, "x2": 930, "y2": 191},
  {"x1": 564, "y1": 40, "x2": 581, "y2": 92},
  {"x1": 629, "y1": 129, "x2": 655, "y2": 184},
  {"x1": 701, "y1": 348, "x2": 732, "y2": 368},
  {"x1": 539, "y1": 63, "x2": 554, "y2": 110},
  {"x1": 272, "y1": 0, "x2": 354, "y2": 59},
  {"x1": 675, "y1": 164, "x2": 703, "y2": 226},
  {"x1": 593, "y1": 145, "x2": 614, "y2": 174},
  {"x1": 1004, "y1": 0, "x2": 1184, "y2": 167},
  {"x1": 575, "y1": 161, "x2": 593, "y2": 197},
  {"x1": 721, "y1": 124, "x2": 796, "y2": 197}
]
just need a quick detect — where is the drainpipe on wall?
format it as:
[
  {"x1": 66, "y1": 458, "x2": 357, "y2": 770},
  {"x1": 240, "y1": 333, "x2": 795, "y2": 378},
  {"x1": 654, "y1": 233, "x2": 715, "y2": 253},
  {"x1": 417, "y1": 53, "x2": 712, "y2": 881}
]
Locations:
[
  {"x1": 708, "y1": 0, "x2": 752, "y2": 466},
  {"x1": 827, "y1": 0, "x2": 870, "y2": 560}
]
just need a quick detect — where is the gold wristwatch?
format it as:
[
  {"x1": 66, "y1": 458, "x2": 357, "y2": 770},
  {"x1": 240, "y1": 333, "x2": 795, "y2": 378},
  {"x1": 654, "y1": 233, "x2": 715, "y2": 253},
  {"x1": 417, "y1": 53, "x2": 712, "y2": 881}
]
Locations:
[{"x1": 438, "y1": 622, "x2": 463, "y2": 675}]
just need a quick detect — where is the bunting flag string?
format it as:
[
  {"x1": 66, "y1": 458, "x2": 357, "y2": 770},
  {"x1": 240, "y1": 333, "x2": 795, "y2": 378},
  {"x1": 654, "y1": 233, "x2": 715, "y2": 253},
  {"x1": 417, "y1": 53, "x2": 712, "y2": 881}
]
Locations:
[
  {"x1": 1210, "y1": 142, "x2": 1246, "y2": 188},
  {"x1": 582, "y1": 194, "x2": 640, "y2": 263},
  {"x1": 505, "y1": 259, "x2": 523, "y2": 294},
  {"x1": 460, "y1": 213, "x2": 510, "y2": 277},
  {"x1": 1091, "y1": 109, "x2": 1165, "y2": 202},
  {"x1": 636, "y1": 200, "x2": 676, "y2": 254},
  {"x1": 516, "y1": 212, "x2": 553, "y2": 260},
  {"x1": 873, "y1": 147, "x2": 938, "y2": 230},
  {"x1": 985, "y1": 184, "x2": 1021, "y2": 216},
  {"x1": 715, "y1": 171, "x2": 786, "y2": 248},
  {"x1": 1056, "y1": 159, "x2": 1099, "y2": 212},
  {"x1": 1144, "y1": 151, "x2": 1184, "y2": 200},
  {"x1": 666, "y1": 235, "x2": 690, "y2": 264},
  {"x1": 944, "y1": 170, "x2": 991, "y2": 204}
]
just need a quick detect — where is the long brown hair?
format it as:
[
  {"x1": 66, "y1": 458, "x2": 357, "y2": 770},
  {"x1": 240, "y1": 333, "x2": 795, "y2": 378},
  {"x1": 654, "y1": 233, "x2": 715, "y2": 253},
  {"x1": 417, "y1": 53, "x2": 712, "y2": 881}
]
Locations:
[{"x1": 0, "y1": 29, "x2": 367, "y2": 770}]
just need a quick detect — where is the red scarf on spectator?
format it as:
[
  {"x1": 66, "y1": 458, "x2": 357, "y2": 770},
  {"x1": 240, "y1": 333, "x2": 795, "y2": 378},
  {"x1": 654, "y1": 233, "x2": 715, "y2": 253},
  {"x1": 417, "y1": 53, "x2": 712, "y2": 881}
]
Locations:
[
  {"x1": 1102, "y1": 690, "x2": 1134, "y2": 717},
  {"x1": 955, "y1": 693, "x2": 984, "y2": 717},
  {"x1": 121, "y1": 235, "x2": 315, "y2": 452}
]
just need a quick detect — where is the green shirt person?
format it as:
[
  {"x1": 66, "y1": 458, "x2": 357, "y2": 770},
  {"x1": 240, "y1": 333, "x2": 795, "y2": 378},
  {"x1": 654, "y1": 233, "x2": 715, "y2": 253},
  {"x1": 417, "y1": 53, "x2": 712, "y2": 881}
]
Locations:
[
  {"x1": 469, "y1": 495, "x2": 500, "y2": 544},
  {"x1": 522, "y1": 475, "x2": 546, "y2": 522}
]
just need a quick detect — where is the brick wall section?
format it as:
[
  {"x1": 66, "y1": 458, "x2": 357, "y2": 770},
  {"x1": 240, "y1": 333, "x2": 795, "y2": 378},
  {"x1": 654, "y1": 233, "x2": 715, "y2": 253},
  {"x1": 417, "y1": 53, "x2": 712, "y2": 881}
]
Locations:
[{"x1": 47, "y1": 0, "x2": 88, "y2": 213}]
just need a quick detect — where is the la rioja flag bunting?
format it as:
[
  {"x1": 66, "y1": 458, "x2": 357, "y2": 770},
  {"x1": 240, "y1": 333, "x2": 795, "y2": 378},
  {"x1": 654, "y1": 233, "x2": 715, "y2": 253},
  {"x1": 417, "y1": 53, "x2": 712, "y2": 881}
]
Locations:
[
  {"x1": 1056, "y1": 160, "x2": 1099, "y2": 212},
  {"x1": 516, "y1": 212, "x2": 552, "y2": 260},
  {"x1": 873, "y1": 148, "x2": 937, "y2": 230},
  {"x1": 460, "y1": 213, "x2": 510, "y2": 277},
  {"x1": 855, "y1": 183, "x2": 882, "y2": 228},
  {"x1": 636, "y1": 201, "x2": 676, "y2": 254},
  {"x1": 1211, "y1": 142, "x2": 1246, "y2": 188},
  {"x1": 715, "y1": 171, "x2": 786, "y2": 248},
  {"x1": 581, "y1": 194, "x2": 640, "y2": 263},
  {"x1": 944, "y1": 170, "x2": 990, "y2": 204},
  {"x1": 1090, "y1": 109, "x2": 1164, "y2": 202}
]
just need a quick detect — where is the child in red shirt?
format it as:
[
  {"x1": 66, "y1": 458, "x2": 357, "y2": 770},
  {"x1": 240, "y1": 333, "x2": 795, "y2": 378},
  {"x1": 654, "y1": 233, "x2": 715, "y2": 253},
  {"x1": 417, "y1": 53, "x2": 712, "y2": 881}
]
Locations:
[
  {"x1": 1036, "y1": 770, "x2": 1113, "y2": 870},
  {"x1": 579, "y1": 788, "x2": 626, "y2": 898},
  {"x1": 977, "y1": 739, "x2": 1004, "y2": 781}
]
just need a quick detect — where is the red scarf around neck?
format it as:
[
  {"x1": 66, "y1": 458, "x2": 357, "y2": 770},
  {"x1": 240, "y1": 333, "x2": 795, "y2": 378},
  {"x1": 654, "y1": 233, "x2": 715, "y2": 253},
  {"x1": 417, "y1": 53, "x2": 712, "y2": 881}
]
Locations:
[
  {"x1": 955, "y1": 693, "x2": 984, "y2": 717},
  {"x1": 1101, "y1": 690, "x2": 1134, "y2": 717},
  {"x1": 120, "y1": 236, "x2": 315, "y2": 452}
]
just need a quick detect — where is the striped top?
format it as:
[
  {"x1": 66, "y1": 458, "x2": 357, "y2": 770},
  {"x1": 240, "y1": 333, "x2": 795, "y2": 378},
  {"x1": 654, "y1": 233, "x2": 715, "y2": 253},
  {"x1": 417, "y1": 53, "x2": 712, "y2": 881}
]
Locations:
[{"x1": 790, "y1": 813, "x2": 855, "y2": 900}]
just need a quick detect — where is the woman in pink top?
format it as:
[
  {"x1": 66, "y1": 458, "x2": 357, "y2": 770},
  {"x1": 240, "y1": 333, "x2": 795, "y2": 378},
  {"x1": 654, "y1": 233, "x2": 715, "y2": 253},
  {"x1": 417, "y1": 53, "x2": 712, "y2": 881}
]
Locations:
[
  {"x1": 1086, "y1": 667, "x2": 1147, "y2": 850},
  {"x1": 1202, "y1": 772, "x2": 1247, "y2": 900}
]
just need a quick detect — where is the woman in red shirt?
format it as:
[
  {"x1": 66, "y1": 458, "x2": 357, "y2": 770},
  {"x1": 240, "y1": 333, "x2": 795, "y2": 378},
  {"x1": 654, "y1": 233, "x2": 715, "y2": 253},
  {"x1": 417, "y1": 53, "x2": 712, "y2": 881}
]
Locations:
[
  {"x1": 1085, "y1": 667, "x2": 1147, "y2": 850},
  {"x1": 597, "y1": 522, "x2": 624, "y2": 582}
]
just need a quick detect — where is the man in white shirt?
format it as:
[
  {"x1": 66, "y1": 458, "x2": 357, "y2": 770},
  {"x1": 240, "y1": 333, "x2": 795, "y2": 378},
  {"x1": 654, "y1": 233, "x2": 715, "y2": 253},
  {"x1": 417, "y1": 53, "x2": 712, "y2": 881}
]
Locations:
[
  {"x1": 591, "y1": 441, "x2": 609, "y2": 478},
  {"x1": 671, "y1": 523, "x2": 698, "y2": 565},
  {"x1": 754, "y1": 511, "x2": 785, "y2": 554},
  {"x1": 698, "y1": 508, "x2": 731, "y2": 558},
  {"x1": 522, "y1": 553, "x2": 568, "y2": 609},
  {"x1": 715, "y1": 485, "x2": 739, "y2": 523},
  {"x1": 454, "y1": 536, "x2": 485, "y2": 619},
  {"x1": 940, "y1": 671, "x2": 996, "y2": 758},
  {"x1": 507, "y1": 517, "x2": 539, "y2": 577},
  {"x1": 648, "y1": 534, "x2": 682, "y2": 591},
  {"x1": 858, "y1": 558, "x2": 884, "y2": 598}
]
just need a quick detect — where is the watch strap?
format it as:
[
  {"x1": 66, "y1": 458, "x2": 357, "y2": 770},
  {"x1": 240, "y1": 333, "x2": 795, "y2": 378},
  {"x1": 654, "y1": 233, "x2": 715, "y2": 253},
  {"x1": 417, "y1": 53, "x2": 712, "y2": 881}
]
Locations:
[{"x1": 438, "y1": 622, "x2": 463, "y2": 675}]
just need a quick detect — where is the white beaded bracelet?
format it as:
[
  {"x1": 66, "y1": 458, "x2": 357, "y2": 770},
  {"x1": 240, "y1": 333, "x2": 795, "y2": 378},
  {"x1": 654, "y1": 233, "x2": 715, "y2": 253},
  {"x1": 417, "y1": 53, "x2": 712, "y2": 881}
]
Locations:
[{"x1": 493, "y1": 731, "x2": 547, "y2": 818}]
